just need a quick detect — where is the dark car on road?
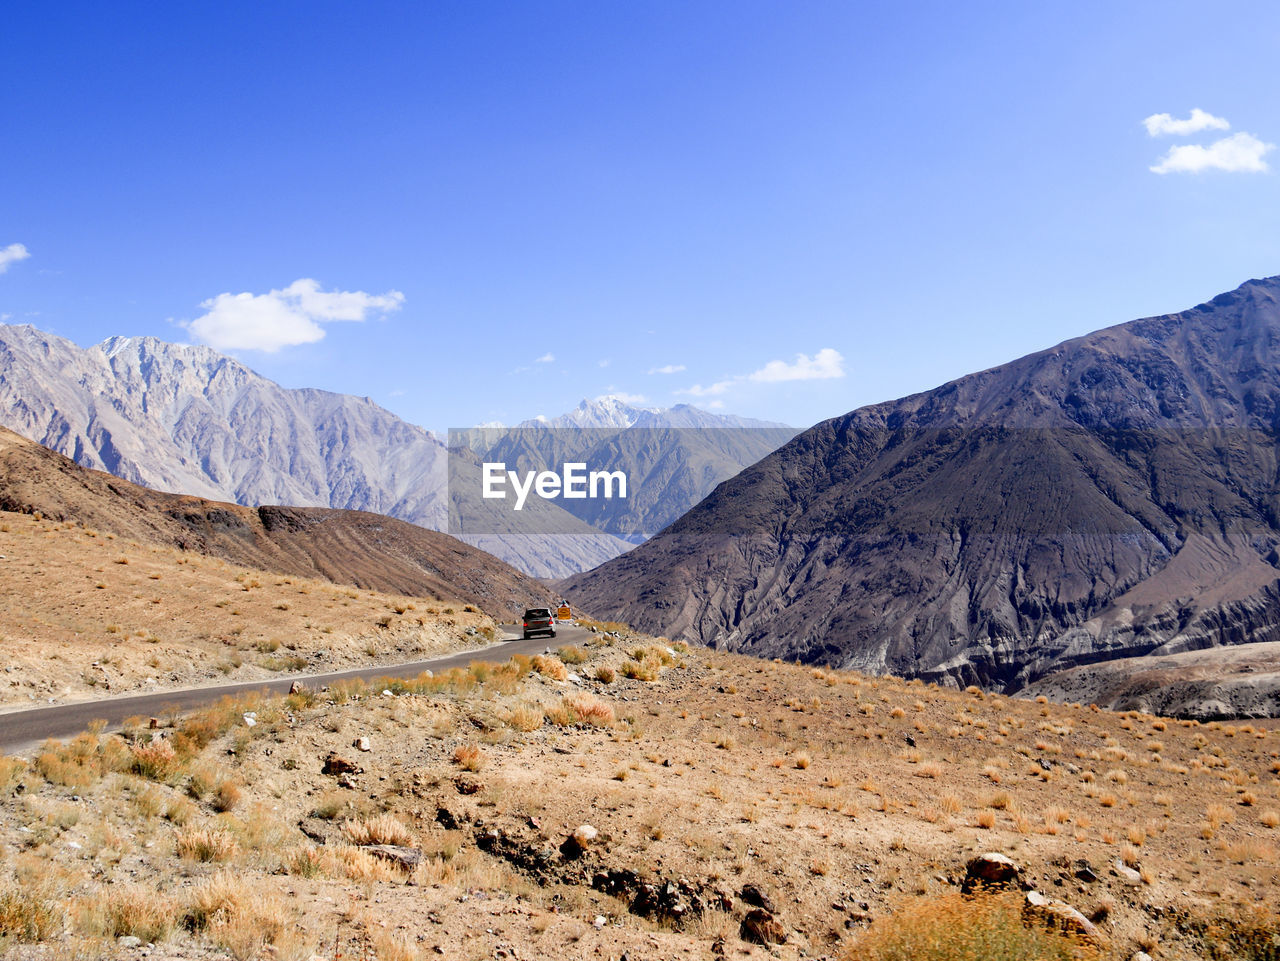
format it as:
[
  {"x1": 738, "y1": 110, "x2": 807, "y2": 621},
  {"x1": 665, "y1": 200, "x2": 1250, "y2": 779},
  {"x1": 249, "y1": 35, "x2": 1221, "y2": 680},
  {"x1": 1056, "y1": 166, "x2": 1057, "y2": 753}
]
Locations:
[{"x1": 522, "y1": 607, "x2": 556, "y2": 640}]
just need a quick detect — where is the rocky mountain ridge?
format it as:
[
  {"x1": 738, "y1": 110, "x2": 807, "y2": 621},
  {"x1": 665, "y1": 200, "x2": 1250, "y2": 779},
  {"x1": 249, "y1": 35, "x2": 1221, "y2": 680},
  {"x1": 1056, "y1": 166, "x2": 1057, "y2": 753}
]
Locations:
[
  {"x1": 517, "y1": 396, "x2": 790, "y2": 430},
  {"x1": 0, "y1": 325, "x2": 449, "y2": 525},
  {"x1": 0, "y1": 328, "x2": 777, "y2": 577},
  {"x1": 565, "y1": 276, "x2": 1280, "y2": 701}
]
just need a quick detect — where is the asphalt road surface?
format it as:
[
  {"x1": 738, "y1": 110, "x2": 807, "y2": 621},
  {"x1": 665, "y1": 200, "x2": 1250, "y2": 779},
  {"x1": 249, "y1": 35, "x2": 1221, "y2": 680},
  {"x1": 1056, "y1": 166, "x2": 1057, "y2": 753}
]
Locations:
[{"x1": 0, "y1": 624, "x2": 591, "y2": 756}]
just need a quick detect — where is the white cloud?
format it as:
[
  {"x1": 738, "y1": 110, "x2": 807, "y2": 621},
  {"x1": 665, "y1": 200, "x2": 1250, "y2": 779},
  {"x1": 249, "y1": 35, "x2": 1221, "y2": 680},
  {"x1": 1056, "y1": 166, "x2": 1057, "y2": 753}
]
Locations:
[
  {"x1": 1143, "y1": 108, "x2": 1230, "y2": 138},
  {"x1": 681, "y1": 379, "x2": 734, "y2": 397},
  {"x1": 535, "y1": 352, "x2": 555, "y2": 363},
  {"x1": 678, "y1": 347, "x2": 845, "y2": 400},
  {"x1": 648, "y1": 363, "x2": 687, "y2": 375},
  {"x1": 747, "y1": 348, "x2": 845, "y2": 383},
  {"x1": 1150, "y1": 132, "x2": 1274, "y2": 174},
  {"x1": 0, "y1": 243, "x2": 31, "y2": 274},
  {"x1": 705, "y1": 399, "x2": 725, "y2": 410},
  {"x1": 598, "y1": 358, "x2": 610, "y2": 368},
  {"x1": 184, "y1": 278, "x2": 404, "y2": 352}
]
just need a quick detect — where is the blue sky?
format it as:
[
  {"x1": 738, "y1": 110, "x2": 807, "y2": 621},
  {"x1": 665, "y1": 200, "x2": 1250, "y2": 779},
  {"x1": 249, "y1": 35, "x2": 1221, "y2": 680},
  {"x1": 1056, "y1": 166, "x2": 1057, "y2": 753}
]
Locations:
[{"x1": 3, "y1": 1, "x2": 1279, "y2": 432}]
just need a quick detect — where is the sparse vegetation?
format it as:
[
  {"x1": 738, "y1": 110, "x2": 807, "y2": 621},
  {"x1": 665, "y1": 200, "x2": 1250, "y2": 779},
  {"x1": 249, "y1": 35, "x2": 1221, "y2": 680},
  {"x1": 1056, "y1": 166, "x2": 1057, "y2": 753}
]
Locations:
[
  {"x1": 844, "y1": 891, "x2": 1099, "y2": 960},
  {"x1": 0, "y1": 576, "x2": 1275, "y2": 960}
]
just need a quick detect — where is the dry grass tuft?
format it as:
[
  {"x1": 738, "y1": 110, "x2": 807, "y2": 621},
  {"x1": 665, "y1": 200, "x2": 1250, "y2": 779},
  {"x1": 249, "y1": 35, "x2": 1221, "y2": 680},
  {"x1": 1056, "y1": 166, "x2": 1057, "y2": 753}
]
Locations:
[
  {"x1": 341, "y1": 813, "x2": 414, "y2": 847},
  {"x1": 546, "y1": 692, "x2": 616, "y2": 727},
  {"x1": 531, "y1": 655, "x2": 568, "y2": 681},
  {"x1": 843, "y1": 891, "x2": 1099, "y2": 960},
  {"x1": 0, "y1": 879, "x2": 60, "y2": 942},
  {"x1": 452, "y1": 743, "x2": 485, "y2": 772},
  {"x1": 175, "y1": 825, "x2": 239, "y2": 862}
]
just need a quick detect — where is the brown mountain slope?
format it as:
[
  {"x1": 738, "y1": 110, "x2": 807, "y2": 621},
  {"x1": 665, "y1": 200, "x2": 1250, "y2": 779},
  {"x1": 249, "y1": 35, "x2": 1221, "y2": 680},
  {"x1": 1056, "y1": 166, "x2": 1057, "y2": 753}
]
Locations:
[
  {"x1": 1022, "y1": 641, "x2": 1280, "y2": 720},
  {"x1": 565, "y1": 276, "x2": 1280, "y2": 696},
  {"x1": 0, "y1": 427, "x2": 552, "y2": 615}
]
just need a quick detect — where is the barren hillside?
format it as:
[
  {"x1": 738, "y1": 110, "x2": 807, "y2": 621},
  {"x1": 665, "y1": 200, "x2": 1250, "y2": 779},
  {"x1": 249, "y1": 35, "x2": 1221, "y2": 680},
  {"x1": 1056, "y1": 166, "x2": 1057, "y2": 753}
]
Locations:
[
  {"x1": 0, "y1": 633, "x2": 1274, "y2": 959},
  {"x1": 0, "y1": 426, "x2": 552, "y2": 616}
]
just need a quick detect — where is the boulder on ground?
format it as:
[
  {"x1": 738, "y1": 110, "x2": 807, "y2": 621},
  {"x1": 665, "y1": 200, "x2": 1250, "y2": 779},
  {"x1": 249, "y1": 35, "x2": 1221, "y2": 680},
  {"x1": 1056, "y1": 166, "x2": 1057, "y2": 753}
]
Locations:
[
  {"x1": 741, "y1": 908, "x2": 786, "y2": 945},
  {"x1": 962, "y1": 852, "x2": 1023, "y2": 894},
  {"x1": 1023, "y1": 890, "x2": 1101, "y2": 943},
  {"x1": 321, "y1": 753, "x2": 361, "y2": 776}
]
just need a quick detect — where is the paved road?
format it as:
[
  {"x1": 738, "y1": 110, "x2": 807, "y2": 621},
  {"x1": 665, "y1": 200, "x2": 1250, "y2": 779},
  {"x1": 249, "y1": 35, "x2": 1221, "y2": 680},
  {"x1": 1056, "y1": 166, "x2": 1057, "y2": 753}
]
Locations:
[{"x1": 0, "y1": 625, "x2": 591, "y2": 756}]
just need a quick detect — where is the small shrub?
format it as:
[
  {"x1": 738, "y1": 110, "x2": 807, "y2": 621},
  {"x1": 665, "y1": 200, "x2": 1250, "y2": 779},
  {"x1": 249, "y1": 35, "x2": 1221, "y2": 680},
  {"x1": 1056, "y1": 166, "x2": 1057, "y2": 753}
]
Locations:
[
  {"x1": 90, "y1": 884, "x2": 176, "y2": 940},
  {"x1": 504, "y1": 703, "x2": 544, "y2": 732},
  {"x1": 0, "y1": 880, "x2": 58, "y2": 941},
  {"x1": 130, "y1": 739, "x2": 182, "y2": 781},
  {"x1": 175, "y1": 826, "x2": 239, "y2": 862},
  {"x1": 452, "y1": 744, "x2": 485, "y2": 772},
  {"x1": 547, "y1": 692, "x2": 615, "y2": 728},
  {"x1": 531, "y1": 655, "x2": 568, "y2": 681},
  {"x1": 556, "y1": 645, "x2": 587, "y2": 665},
  {"x1": 844, "y1": 892, "x2": 1098, "y2": 960},
  {"x1": 341, "y1": 814, "x2": 413, "y2": 847},
  {"x1": 212, "y1": 779, "x2": 242, "y2": 813},
  {"x1": 594, "y1": 665, "x2": 616, "y2": 684}
]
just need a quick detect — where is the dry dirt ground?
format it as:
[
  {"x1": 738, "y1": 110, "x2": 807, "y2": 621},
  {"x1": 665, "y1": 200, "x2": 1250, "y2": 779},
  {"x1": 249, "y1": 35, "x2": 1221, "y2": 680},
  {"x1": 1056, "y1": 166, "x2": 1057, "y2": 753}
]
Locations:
[
  {"x1": 0, "y1": 510, "x2": 500, "y2": 709},
  {"x1": 0, "y1": 630, "x2": 1277, "y2": 960}
]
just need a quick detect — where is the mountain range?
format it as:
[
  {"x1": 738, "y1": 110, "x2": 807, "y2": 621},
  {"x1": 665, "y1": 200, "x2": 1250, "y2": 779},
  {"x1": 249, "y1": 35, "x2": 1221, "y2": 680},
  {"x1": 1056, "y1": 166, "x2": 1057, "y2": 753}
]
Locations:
[
  {"x1": 0, "y1": 326, "x2": 794, "y2": 577},
  {"x1": 565, "y1": 276, "x2": 1280, "y2": 695},
  {"x1": 515, "y1": 395, "x2": 790, "y2": 430}
]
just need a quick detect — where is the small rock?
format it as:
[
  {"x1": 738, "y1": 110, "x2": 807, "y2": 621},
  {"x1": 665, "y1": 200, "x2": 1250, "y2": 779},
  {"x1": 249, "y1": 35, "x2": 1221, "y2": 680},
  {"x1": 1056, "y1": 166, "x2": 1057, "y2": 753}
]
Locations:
[
  {"x1": 364, "y1": 844, "x2": 422, "y2": 869},
  {"x1": 117, "y1": 935, "x2": 143, "y2": 948},
  {"x1": 963, "y1": 852, "x2": 1023, "y2": 894},
  {"x1": 1023, "y1": 891, "x2": 1100, "y2": 943},
  {"x1": 454, "y1": 775, "x2": 483, "y2": 795},
  {"x1": 741, "y1": 908, "x2": 787, "y2": 945},
  {"x1": 289, "y1": 680, "x2": 306, "y2": 694},
  {"x1": 242, "y1": 714, "x2": 256, "y2": 727},
  {"x1": 592, "y1": 915, "x2": 607, "y2": 929},
  {"x1": 560, "y1": 824, "x2": 598, "y2": 858},
  {"x1": 321, "y1": 753, "x2": 361, "y2": 776},
  {"x1": 1132, "y1": 953, "x2": 1155, "y2": 961},
  {"x1": 1111, "y1": 859, "x2": 1143, "y2": 885},
  {"x1": 353, "y1": 736, "x2": 372, "y2": 752},
  {"x1": 739, "y1": 883, "x2": 776, "y2": 913},
  {"x1": 1073, "y1": 859, "x2": 1099, "y2": 883}
]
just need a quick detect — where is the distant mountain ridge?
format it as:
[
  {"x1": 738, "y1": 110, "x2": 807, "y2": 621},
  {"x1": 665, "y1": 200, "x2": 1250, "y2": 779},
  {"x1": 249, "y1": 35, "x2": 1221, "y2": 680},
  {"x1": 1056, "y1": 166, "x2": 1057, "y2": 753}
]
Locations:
[
  {"x1": 565, "y1": 276, "x2": 1280, "y2": 699},
  {"x1": 0, "y1": 325, "x2": 449, "y2": 526},
  {"x1": 0, "y1": 325, "x2": 791, "y2": 578},
  {"x1": 517, "y1": 396, "x2": 790, "y2": 430}
]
